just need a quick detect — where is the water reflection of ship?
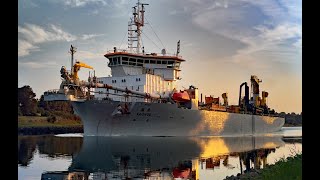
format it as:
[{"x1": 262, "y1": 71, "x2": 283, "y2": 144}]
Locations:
[
  {"x1": 239, "y1": 148, "x2": 275, "y2": 173},
  {"x1": 40, "y1": 148, "x2": 277, "y2": 180},
  {"x1": 53, "y1": 136, "x2": 284, "y2": 180}
]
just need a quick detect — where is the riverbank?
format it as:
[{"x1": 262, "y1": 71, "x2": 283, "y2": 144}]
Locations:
[
  {"x1": 18, "y1": 116, "x2": 83, "y2": 135},
  {"x1": 224, "y1": 153, "x2": 302, "y2": 180},
  {"x1": 283, "y1": 123, "x2": 302, "y2": 127}
]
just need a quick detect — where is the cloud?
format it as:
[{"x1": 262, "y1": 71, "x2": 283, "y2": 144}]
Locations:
[
  {"x1": 18, "y1": 40, "x2": 39, "y2": 57},
  {"x1": 18, "y1": 61, "x2": 58, "y2": 69},
  {"x1": 76, "y1": 50, "x2": 104, "y2": 60},
  {"x1": 231, "y1": 23, "x2": 301, "y2": 65},
  {"x1": 18, "y1": 23, "x2": 105, "y2": 57},
  {"x1": 18, "y1": 23, "x2": 76, "y2": 43},
  {"x1": 18, "y1": 23, "x2": 77, "y2": 57},
  {"x1": 20, "y1": 0, "x2": 39, "y2": 8},
  {"x1": 63, "y1": 0, "x2": 107, "y2": 8},
  {"x1": 59, "y1": 0, "x2": 129, "y2": 9},
  {"x1": 293, "y1": 38, "x2": 302, "y2": 48},
  {"x1": 225, "y1": 23, "x2": 301, "y2": 71},
  {"x1": 50, "y1": 25, "x2": 77, "y2": 42},
  {"x1": 183, "y1": 0, "x2": 301, "y2": 69},
  {"x1": 81, "y1": 34, "x2": 105, "y2": 40}
]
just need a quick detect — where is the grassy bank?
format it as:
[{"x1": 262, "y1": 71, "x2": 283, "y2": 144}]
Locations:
[
  {"x1": 225, "y1": 153, "x2": 302, "y2": 179},
  {"x1": 259, "y1": 153, "x2": 302, "y2": 179},
  {"x1": 18, "y1": 116, "x2": 83, "y2": 135},
  {"x1": 18, "y1": 116, "x2": 82, "y2": 128}
]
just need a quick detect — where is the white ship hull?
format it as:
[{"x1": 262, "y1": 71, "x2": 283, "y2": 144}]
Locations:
[{"x1": 72, "y1": 100, "x2": 284, "y2": 136}]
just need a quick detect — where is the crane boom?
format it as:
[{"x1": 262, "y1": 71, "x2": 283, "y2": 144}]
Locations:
[{"x1": 73, "y1": 61, "x2": 94, "y2": 81}]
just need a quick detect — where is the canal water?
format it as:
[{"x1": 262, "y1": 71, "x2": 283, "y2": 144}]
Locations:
[{"x1": 18, "y1": 127, "x2": 302, "y2": 180}]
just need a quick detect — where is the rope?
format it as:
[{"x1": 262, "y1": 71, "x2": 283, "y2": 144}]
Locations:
[
  {"x1": 142, "y1": 31, "x2": 161, "y2": 50},
  {"x1": 118, "y1": 30, "x2": 128, "y2": 49},
  {"x1": 145, "y1": 17, "x2": 166, "y2": 49}
]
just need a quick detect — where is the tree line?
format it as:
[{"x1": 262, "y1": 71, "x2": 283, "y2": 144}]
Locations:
[{"x1": 18, "y1": 85, "x2": 79, "y2": 121}]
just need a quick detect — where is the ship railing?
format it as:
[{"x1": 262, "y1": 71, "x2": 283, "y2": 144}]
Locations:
[
  {"x1": 44, "y1": 89, "x2": 62, "y2": 95},
  {"x1": 105, "y1": 49, "x2": 183, "y2": 58}
]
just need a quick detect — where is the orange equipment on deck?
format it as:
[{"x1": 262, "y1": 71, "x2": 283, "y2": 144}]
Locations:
[{"x1": 172, "y1": 91, "x2": 190, "y2": 102}]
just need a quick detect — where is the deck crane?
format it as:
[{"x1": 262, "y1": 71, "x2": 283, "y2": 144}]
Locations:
[{"x1": 72, "y1": 61, "x2": 94, "y2": 82}]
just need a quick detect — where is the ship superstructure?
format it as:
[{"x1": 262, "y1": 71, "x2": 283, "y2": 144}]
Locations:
[{"x1": 95, "y1": 0, "x2": 184, "y2": 102}]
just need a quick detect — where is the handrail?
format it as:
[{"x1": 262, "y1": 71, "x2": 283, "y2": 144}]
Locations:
[{"x1": 105, "y1": 49, "x2": 183, "y2": 58}]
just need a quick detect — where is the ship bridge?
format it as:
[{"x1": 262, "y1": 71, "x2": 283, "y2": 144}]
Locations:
[{"x1": 104, "y1": 49, "x2": 185, "y2": 81}]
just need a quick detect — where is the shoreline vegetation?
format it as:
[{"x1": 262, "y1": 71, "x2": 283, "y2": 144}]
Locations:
[
  {"x1": 224, "y1": 153, "x2": 302, "y2": 180},
  {"x1": 18, "y1": 85, "x2": 83, "y2": 135},
  {"x1": 18, "y1": 116, "x2": 83, "y2": 135}
]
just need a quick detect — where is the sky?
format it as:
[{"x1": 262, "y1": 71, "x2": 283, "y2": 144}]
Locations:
[{"x1": 18, "y1": 0, "x2": 302, "y2": 114}]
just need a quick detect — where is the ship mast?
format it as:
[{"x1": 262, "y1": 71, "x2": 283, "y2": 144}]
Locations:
[
  {"x1": 69, "y1": 45, "x2": 77, "y2": 76},
  {"x1": 128, "y1": 0, "x2": 148, "y2": 54}
]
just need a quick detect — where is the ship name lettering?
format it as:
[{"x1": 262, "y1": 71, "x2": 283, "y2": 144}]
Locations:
[{"x1": 137, "y1": 112, "x2": 151, "y2": 116}]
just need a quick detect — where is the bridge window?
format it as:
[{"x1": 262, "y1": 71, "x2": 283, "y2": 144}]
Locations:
[
  {"x1": 175, "y1": 62, "x2": 181, "y2": 68},
  {"x1": 112, "y1": 58, "x2": 117, "y2": 65},
  {"x1": 150, "y1": 60, "x2": 156, "y2": 64},
  {"x1": 129, "y1": 58, "x2": 136, "y2": 62},
  {"x1": 161, "y1": 61, "x2": 167, "y2": 64},
  {"x1": 144, "y1": 59, "x2": 149, "y2": 63},
  {"x1": 129, "y1": 58, "x2": 136, "y2": 66},
  {"x1": 122, "y1": 57, "x2": 128, "y2": 65},
  {"x1": 156, "y1": 60, "x2": 161, "y2": 64},
  {"x1": 137, "y1": 59, "x2": 143, "y2": 63}
]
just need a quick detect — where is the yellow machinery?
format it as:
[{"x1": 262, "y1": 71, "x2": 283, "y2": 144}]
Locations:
[
  {"x1": 261, "y1": 91, "x2": 268, "y2": 107},
  {"x1": 250, "y1": 75, "x2": 262, "y2": 107},
  {"x1": 222, "y1": 93, "x2": 228, "y2": 106},
  {"x1": 72, "y1": 61, "x2": 94, "y2": 82}
]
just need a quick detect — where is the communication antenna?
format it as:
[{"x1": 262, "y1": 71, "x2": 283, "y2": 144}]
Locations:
[
  {"x1": 176, "y1": 40, "x2": 180, "y2": 56},
  {"x1": 128, "y1": 0, "x2": 149, "y2": 53}
]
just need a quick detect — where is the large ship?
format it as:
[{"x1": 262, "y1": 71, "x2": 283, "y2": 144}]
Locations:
[{"x1": 43, "y1": 0, "x2": 284, "y2": 136}]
